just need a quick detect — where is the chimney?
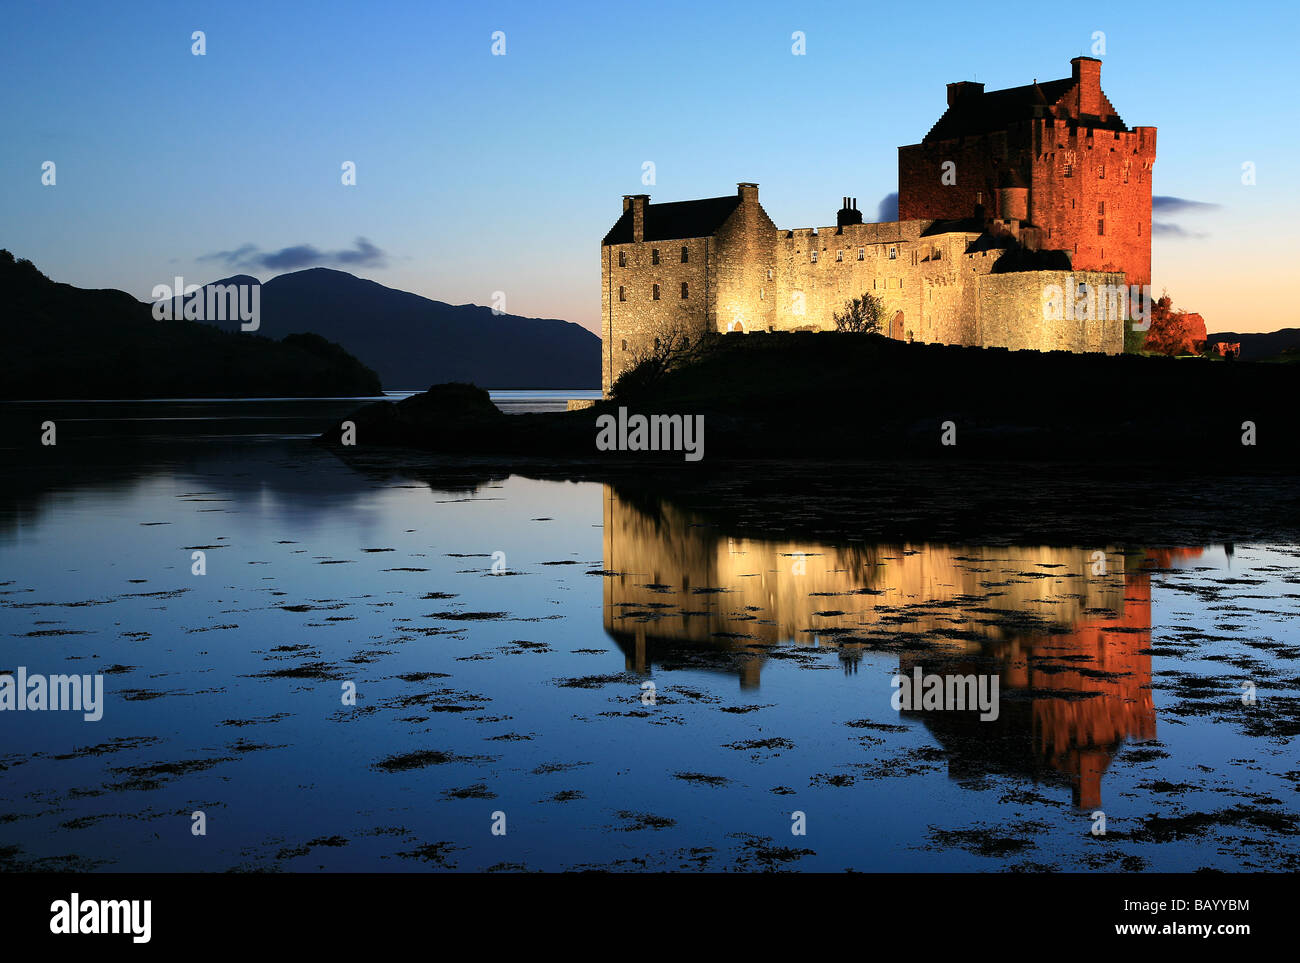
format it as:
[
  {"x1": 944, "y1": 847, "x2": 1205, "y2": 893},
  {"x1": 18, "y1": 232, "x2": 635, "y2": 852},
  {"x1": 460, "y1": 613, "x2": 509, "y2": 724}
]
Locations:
[
  {"x1": 1071, "y1": 57, "x2": 1102, "y2": 116},
  {"x1": 737, "y1": 182, "x2": 759, "y2": 204},
  {"x1": 836, "y1": 196, "x2": 863, "y2": 227},
  {"x1": 628, "y1": 194, "x2": 649, "y2": 242},
  {"x1": 946, "y1": 81, "x2": 984, "y2": 107}
]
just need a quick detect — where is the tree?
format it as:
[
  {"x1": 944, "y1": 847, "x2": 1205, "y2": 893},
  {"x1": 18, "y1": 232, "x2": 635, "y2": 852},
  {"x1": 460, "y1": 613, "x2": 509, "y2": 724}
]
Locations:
[
  {"x1": 832, "y1": 293, "x2": 884, "y2": 334},
  {"x1": 610, "y1": 320, "x2": 706, "y2": 399},
  {"x1": 1140, "y1": 293, "x2": 1207, "y2": 356}
]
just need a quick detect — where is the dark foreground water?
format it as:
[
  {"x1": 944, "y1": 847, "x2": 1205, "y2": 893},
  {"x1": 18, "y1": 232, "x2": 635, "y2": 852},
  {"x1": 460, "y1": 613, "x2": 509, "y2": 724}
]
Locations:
[{"x1": 1, "y1": 402, "x2": 1298, "y2": 872}]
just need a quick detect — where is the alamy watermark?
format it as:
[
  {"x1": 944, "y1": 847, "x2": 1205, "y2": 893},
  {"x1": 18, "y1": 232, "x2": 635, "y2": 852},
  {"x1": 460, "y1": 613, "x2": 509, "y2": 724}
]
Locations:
[
  {"x1": 1041, "y1": 277, "x2": 1153, "y2": 330},
  {"x1": 151, "y1": 275, "x2": 260, "y2": 331},
  {"x1": 891, "y1": 666, "x2": 999, "y2": 721},
  {"x1": 1, "y1": 667, "x2": 104, "y2": 721},
  {"x1": 595, "y1": 407, "x2": 704, "y2": 462}
]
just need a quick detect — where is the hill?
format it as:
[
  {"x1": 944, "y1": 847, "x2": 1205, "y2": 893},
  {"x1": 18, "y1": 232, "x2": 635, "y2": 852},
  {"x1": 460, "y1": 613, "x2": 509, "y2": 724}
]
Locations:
[
  {"x1": 0, "y1": 251, "x2": 381, "y2": 399},
  {"x1": 190, "y1": 268, "x2": 600, "y2": 389},
  {"x1": 1206, "y1": 329, "x2": 1300, "y2": 361}
]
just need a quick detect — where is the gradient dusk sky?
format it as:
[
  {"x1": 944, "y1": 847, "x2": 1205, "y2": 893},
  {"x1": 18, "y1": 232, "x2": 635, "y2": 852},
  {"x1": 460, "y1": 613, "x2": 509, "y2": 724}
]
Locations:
[{"x1": 3, "y1": 0, "x2": 1296, "y2": 336}]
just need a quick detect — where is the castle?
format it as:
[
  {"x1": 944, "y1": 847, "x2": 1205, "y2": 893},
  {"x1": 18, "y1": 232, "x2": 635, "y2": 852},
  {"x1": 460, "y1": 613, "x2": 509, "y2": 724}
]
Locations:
[{"x1": 600, "y1": 57, "x2": 1156, "y2": 394}]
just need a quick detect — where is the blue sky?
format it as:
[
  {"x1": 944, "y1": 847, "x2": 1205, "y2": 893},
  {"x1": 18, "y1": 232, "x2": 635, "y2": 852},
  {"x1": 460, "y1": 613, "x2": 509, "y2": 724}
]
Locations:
[{"x1": 2, "y1": 0, "x2": 1296, "y2": 334}]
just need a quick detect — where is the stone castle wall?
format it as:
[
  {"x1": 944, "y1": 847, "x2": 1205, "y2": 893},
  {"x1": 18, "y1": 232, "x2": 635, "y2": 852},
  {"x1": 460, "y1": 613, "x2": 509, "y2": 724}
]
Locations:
[{"x1": 602, "y1": 192, "x2": 1128, "y2": 392}]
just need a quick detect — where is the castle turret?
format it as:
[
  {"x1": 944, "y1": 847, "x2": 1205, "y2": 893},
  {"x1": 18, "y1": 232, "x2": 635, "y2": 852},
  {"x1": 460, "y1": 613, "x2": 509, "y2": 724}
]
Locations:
[{"x1": 997, "y1": 170, "x2": 1028, "y2": 222}]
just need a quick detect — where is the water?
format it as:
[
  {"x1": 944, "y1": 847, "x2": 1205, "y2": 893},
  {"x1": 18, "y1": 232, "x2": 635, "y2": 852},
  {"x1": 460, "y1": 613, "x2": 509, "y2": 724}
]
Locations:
[{"x1": 1, "y1": 402, "x2": 1297, "y2": 872}]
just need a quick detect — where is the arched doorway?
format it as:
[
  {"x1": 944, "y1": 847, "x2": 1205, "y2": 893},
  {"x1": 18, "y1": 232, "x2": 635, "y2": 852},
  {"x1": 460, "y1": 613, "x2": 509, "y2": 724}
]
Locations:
[
  {"x1": 891, "y1": 311, "x2": 904, "y2": 340},
  {"x1": 727, "y1": 318, "x2": 745, "y2": 333}
]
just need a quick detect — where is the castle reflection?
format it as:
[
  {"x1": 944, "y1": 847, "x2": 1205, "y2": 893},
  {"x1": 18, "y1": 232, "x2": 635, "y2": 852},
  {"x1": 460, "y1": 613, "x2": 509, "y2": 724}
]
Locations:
[{"x1": 602, "y1": 485, "x2": 1201, "y2": 808}]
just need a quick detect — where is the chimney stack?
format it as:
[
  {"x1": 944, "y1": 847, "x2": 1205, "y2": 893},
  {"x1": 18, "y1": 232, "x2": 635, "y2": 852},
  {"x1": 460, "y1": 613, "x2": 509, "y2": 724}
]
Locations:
[
  {"x1": 837, "y1": 195, "x2": 863, "y2": 227},
  {"x1": 737, "y1": 182, "x2": 759, "y2": 204},
  {"x1": 946, "y1": 81, "x2": 985, "y2": 107},
  {"x1": 628, "y1": 194, "x2": 649, "y2": 242},
  {"x1": 1071, "y1": 57, "x2": 1102, "y2": 116}
]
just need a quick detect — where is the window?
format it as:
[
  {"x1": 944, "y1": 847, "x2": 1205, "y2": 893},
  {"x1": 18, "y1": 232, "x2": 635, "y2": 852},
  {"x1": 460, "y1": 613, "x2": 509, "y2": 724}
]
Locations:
[
  {"x1": 1137, "y1": 222, "x2": 1141, "y2": 237},
  {"x1": 654, "y1": 337, "x2": 661, "y2": 350},
  {"x1": 621, "y1": 339, "x2": 628, "y2": 351},
  {"x1": 1063, "y1": 163, "x2": 1074, "y2": 177},
  {"x1": 618, "y1": 285, "x2": 626, "y2": 302},
  {"x1": 1097, "y1": 220, "x2": 1105, "y2": 236},
  {"x1": 857, "y1": 248, "x2": 865, "y2": 260},
  {"x1": 618, "y1": 250, "x2": 626, "y2": 267},
  {"x1": 811, "y1": 250, "x2": 818, "y2": 263},
  {"x1": 836, "y1": 250, "x2": 843, "y2": 262},
  {"x1": 652, "y1": 284, "x2": 660, "y2": 300},
  {"x1": 1097, "y1": 164, "x2": 1106, "y2": 179},
  {"x1": 681, "y1": 246, "x2": 689, "y2": 263},
  {"x1": 1098, "y1": 201, "x2": 1105, "y2": 215},
  {"x1": 680, "y1": 282, "x2": 688, "y2": 299},
  {"x1": 889, "y1": 247, "x2": 897, "y2": 260},
  {"x1": 760, "y1": 289, "x2": 764, "y2": 300},
  {"x1": 651, "y1": 248, "x2": 660, "y2": 265},
  {"x1": 766, "y1": 268, "x2": 773, "y2": 280}
]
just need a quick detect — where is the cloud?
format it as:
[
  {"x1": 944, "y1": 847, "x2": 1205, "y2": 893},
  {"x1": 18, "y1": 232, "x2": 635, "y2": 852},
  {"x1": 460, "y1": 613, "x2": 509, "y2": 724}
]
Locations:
[
  {"x1": 877, "y1": 192, "x2": 899, "y2": 222},
  {"x1": 1149, "y1": 196, "x2": 1218, "y2": 240},
  {"x1": 1152, "y1": 222, "x2": 1208, "y2": 240},
  {"x1": 199, "y1": 237, "x2": 388, "y2": 271},
  {"x1": 1151, "y1": 195, "x2": 1220, "y2": 214}
]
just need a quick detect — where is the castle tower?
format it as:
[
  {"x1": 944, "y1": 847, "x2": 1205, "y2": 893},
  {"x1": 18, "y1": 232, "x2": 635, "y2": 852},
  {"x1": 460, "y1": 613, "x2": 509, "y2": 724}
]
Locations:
[{"x1": 898, "y1": 57, "x2": 1155, "y2": 288}]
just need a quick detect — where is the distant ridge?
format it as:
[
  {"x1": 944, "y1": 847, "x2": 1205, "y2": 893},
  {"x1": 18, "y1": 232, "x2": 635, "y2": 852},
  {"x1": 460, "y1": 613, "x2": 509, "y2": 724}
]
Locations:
[
  {"x1": 1206, "y1": 329, "x2": 1300, "y2": 361},
  {"x1": 0, "y1": 251, "x2": 381, "y2": 399},
  {"x1": 192, "y1": 268, "x2": 600, "y2": 390}
]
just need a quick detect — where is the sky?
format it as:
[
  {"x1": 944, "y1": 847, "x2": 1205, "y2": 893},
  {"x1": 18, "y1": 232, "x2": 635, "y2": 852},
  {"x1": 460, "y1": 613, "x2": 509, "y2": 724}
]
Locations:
[{"x1": 2, "y1": 0, "x2": 1296, "y2": 335}]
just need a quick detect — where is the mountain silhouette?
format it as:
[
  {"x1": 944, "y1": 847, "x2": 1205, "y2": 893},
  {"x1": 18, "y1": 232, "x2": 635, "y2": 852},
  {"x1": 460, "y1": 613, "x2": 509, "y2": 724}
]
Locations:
[
  {"x1": 1, "y1": 251, "x2": 382, "y2": 399},
  {"x1": 1206, "y1": 328, "x2": 1300, "y2": 361},
  {"x1": 191, "y1": 268, "x2": 600, "y2": 389}
]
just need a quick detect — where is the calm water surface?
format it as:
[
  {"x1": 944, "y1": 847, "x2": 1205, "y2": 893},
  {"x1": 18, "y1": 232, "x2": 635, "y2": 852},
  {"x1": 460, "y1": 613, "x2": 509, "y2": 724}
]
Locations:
[{"x1": 1, "y1": 400, "x2": 1297, "y2": 871}]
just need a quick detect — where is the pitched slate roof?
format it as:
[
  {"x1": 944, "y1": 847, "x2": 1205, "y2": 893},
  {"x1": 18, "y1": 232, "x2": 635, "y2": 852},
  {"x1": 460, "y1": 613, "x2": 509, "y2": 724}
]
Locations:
[
  {"x1": 922, "y1": 77, "x2": 1126, "y2": 142},
  {"x1": 602, "y1": 195, "x2": 742, "y2": 245}
]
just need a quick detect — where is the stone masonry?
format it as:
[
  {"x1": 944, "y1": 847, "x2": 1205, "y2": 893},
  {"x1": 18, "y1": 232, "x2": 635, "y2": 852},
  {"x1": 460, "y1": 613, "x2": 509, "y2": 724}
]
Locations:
[{"x1": 600, "y1": 58, "x2": 1154, "y2": 394}]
